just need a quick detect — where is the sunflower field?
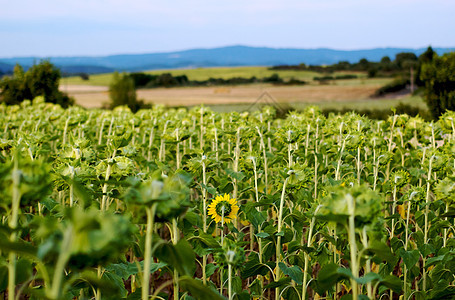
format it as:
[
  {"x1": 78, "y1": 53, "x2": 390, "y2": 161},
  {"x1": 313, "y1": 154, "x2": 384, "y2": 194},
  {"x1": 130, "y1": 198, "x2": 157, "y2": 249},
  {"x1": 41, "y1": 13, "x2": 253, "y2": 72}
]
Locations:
[{"x1": 1, "y1": 97, "x2": 455, "y2": 300}]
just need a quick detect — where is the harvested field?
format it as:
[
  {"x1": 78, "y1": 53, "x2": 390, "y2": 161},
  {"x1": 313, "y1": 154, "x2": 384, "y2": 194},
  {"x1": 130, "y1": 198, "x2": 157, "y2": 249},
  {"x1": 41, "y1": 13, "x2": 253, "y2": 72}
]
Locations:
[{"x1": 62, "y1": 83, "x2": 386, "y2": 108}]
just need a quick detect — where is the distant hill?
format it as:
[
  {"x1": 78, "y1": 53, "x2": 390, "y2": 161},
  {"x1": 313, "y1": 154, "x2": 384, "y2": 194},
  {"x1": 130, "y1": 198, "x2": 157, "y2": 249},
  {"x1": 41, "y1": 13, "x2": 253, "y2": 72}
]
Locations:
[
  {"x1": 0, "y1": 61, "x2": 114, "y2": 75},
  {"x1": 1, "y1": 45, "x2": 453, "y2": 74},
  {"x1": 0, "y1": 61, "x2": 15, "y2": 74}
]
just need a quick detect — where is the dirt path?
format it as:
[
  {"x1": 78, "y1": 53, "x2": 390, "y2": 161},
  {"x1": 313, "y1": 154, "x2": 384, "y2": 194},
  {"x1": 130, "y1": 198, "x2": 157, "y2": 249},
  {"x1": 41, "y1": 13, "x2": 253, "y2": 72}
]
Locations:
[{"x1": 61, "y1": 83, "x2": 385, "y2": 108}]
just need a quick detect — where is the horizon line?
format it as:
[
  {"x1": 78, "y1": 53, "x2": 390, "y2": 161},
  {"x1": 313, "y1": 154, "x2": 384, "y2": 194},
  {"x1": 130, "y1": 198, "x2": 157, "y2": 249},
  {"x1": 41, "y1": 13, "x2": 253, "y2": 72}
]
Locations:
[{"x1": 1, "y1": 44, "x2": 454, "y2": 60}]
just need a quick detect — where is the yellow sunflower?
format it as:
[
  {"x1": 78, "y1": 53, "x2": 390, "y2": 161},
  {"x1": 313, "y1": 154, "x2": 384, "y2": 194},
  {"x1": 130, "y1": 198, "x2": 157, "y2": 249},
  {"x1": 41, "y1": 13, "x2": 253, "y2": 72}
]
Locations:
[{"x1": 208, "y1": 194, "x2": 239, "y2": 224}]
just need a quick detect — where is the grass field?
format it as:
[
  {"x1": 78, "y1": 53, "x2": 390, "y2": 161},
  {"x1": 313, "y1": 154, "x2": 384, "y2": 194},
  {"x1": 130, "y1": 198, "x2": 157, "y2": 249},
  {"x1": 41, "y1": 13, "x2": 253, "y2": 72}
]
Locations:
[{"x1": 63, "y1": 66, "x2": 370, "y2": 86}]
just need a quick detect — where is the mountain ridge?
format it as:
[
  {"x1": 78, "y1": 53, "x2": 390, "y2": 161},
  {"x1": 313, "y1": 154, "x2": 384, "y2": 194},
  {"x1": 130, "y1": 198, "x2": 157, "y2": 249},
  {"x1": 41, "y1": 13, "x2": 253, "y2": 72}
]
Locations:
[{"x1": 1, "y1": 45, "x2": 453, "y2": 74}]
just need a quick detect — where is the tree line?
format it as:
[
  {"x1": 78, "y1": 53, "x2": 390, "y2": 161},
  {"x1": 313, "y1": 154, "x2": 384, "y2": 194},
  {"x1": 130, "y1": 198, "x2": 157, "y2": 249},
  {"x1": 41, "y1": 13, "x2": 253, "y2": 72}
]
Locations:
[
  {"x1": 128, "y1": 72, "x2": 306, "y2": 89},
  {"x1": 270, "y1": 48, "x2": 432, "y2": 79}
]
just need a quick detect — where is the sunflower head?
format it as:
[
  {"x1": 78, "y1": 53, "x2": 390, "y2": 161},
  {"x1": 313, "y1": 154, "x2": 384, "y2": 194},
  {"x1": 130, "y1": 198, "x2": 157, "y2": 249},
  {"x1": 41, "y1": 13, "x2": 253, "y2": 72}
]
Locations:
[{"x1": 208, "y1": 194, "x2": 239, "y2": 224}]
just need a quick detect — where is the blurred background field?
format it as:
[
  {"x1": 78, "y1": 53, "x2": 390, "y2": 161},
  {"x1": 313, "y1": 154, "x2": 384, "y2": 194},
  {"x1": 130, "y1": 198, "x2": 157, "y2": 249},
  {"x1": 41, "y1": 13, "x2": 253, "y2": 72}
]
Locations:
[{"x1": 60, "y1": 66, "x2": 420, "y2": 114}]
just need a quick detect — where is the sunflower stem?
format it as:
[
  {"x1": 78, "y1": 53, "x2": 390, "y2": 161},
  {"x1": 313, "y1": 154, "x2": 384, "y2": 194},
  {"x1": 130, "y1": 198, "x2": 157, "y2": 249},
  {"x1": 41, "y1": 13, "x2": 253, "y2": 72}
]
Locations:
[
  {"x1": 347, "y1": 194, "x2": 359, "y2": 300},
  {"x1": 219, "y1": 207, "x2": 225, "y2": 296},
  {"x1": 233, "y1": 127, "x2": 241, "y2": 231},
  {"x1": 98, "y1": 117, "x2": 106, "y2": 145},
  {"x1": 147, "y1": 118, "x2": 156, "y2": 161},
  {"x1": 256, "y1": 127, "x2": 268, "y2": 194},
  {"x1": 228, "y1": 264, "x2": 232, "y2": 300},
  {"x1": 302, "y1": 206, "x2": 321, "y2": 300},
  {"x1": 276, "y1": 177, "x2": 289, "y2": 300},
  {"x1": 175, "y1": 128, "x2": 180, "y2": 169},
  {"x1": 423, "y1": 155, "x2": 434, "y2": 291},
  {"x1": 221, "y1": 208, "x2": 225, "y2": 246},
  {"x1": 403, "y1": 197, "x2": 412, "y2": 299},
  {"x1": 142, "y1": 204, "x2": 157, "y2": 300},
  {"x1": 159, "y1": 120, "x2": 169, "y2": 162},
  {"x1": 172, "y1": 218, "x2": 179, "y2": 300},
  {"x1": 200, "y1": 106, "x2": 204, "y2": 150},
  {"x1": 202, "y1": 158, "x2": 207, "y2": 285},
  {"x1": 8, "y1": 158, "x2": 21, "y2": 300}
]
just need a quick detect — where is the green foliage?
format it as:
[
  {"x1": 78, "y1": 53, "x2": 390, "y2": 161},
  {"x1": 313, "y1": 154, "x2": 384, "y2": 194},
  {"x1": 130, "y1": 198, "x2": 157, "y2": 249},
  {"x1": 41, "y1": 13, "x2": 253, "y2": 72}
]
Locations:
[
  {"x1": 128, "y1": 71, "x2": 304, "y2": 88},
  {"x1": 0, "y1": 61, "x2": 73, "y2": 107},
  {"x1": 109, "y1": 71, "x2": 143, "y2": 112},
  {"x1": 374, "y1": 77, "x2": 409, "y2": 96},
  {"x1": 317, "y1": 185, "x2": 382, "y2": 226},
  {"x1": 34, "y1": 206, "x2": 136, "y2": 270},
  {"x1": 394, "y1": 52, "x2": 418, "y2": 69},
  {"x1": 314, "y1": 74, "x2": 358, "y2": 81},
  {"x1": 79, "y1": 73, "x2": 90, "y2": 81},
  {"x1": 150, "y1": 73, "x2": 189, "y2": 87},
  {"x1": 129, "y1": 72, "x2": 158, "y2": 87},
  {"x1": 420, "y1": 51, "x2": 455, "y2": 118},
  {"x1": 419, "y1": 46, "x2": 436, "y2": 64},
  {"x1": 322, "y1": 102, "x2": 431, "y2": 121},
  {"x1": 380, "y1": 56, "x2": 392, "y2": 64},
  {"x1": 271, "y1": 51, "x2": 421, "y2": 77},
  {"x1": 124, "y1": 170, "x2": 192, "y2": 220},
  {"x1": 3, "y1": 102, "x2": 455, "y2": 299}
]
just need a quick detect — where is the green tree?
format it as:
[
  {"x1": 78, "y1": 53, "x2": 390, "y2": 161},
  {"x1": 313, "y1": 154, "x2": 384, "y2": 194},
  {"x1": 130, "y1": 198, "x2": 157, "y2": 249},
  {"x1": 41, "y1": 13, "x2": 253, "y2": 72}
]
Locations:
[
  {"x1": 380, "y1": 56, "x2": 392, "y2": 64},
  {"x1": 379, "y1": 56, "x2": 394, "y2": 72},
  {"x1": 109, "y1": 72, "x2": 142, "y2": 112},
  {"x1": 357, "y1": 58, "x2": 370, "y2": 71},
  {"x1": 0, "y1": 61, "x2": 73, "y2": 107},
  {"x1": 394, "y1": 52, "x2": 418, "y2": 69},
  {"x1": 154, "y1": 73, "x2": 178, "y2": 87},
  {"x1": 392, "y1": 53, "x2": 419, "y2": 92},
  {"x1": 0, "y1": 65, "x2": 29, "y2": 105},
  {"x1": 420, "y1": 52, "x2": 455, "y2": 119},
  {"x1": 419, "y1": 46, "x2": 436, "y2": 63},
  {"x1": 415, "y1": 46, "x2": 436, "y2": 87},
  {"x1": 334, "y1": 61, "x2": 351, "y2": 70},
  {"x1": 26, "y1": 61, "x2": 72, "y2": 106}
]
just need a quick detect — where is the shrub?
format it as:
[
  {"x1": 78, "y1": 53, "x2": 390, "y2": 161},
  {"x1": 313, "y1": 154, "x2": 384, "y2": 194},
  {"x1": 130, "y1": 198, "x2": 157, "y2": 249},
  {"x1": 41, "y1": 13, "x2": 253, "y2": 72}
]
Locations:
[
  {"x1": 0, "y1": 61, "x2": 73, "y2": 108},
  {"x1": 335, "y1": 74, "x2": 358, "y2": 80},
  {"x1": 374, "y1": 78, "x2": 409, "y2": 97},
  {"x1": 79, "y1": 73, "x2": 90, "y2": 81},
  {"x1": 129, "y1": 73, "x2": 158, "y2": 88},
  {"x1": 109, "y1": 72, "x2": 144, "y2": 112}
]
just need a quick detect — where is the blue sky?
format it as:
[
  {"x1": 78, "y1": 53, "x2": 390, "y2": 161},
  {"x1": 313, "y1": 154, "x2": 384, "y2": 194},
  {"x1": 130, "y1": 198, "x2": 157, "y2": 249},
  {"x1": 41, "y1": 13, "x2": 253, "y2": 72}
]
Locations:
[{"x1": 1, "y1": 0, "x2": 454, "y2": 57}]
